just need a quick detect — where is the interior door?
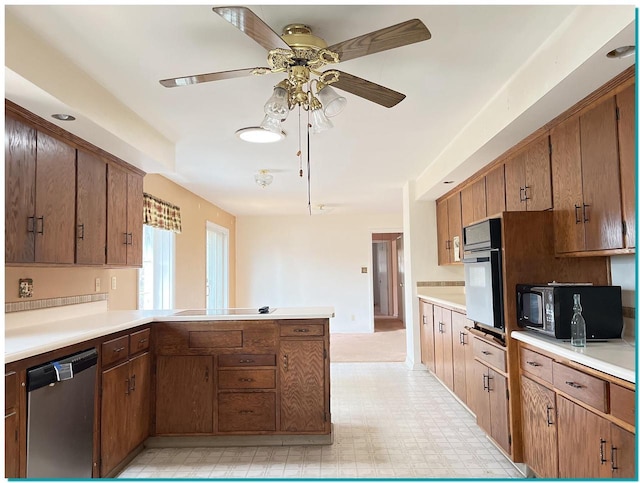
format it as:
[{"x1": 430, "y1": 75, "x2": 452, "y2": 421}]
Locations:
[
  {"x1": 374, "y1": 241, "x2": 390, "y2": 315},
  {"x1": 396, "y1": 235, "x2": 405, "y2": 324}
]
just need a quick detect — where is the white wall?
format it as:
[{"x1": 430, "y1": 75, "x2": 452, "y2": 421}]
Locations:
[
  {"x1": 236, "y1": 213, "x2": 402, "y2": 333},
  {"x1": 610, "y1": 254, "x2": 636, "y2": 339}
]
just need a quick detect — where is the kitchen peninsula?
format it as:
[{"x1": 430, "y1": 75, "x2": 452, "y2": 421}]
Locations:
[{"x1": 5, "y1": 305, "x2": 334, "y2": 478}]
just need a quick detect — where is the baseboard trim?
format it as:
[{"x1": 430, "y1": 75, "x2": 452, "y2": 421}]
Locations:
[{"x1": 145, "y1": 430, "x2": 334, "y2": 448}]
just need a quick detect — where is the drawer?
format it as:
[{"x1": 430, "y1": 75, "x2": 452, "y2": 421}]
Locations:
[
  {"x1": 218, "y1": 354, "x2": 276, "y2": 367},
  {"x1": 102, "y1": 335, "x2": 130, "y2": 367},
  {"x1": 218, "y1": 392, "x2": 276, "y2": 432},
  {"x1": 279, "y1": 324, "x2": 324, "y2": 337},
  {"x1": 189, "y1": 330, "x2": 243, "y2": 348},
  {"x1": 552, "y1": 362, "x2": 608, "y2": 413},
  {"x1": 5, "y1": 372, "x2": 17, "y2": 413},
  {"x1": 610, "y1": 384, "x2": 635, "y2": 426},
  {"x1": 218, "y1": 369, "x2": 276, "y2": 389},
  {"x1": 473, "y1": 338, "x2": 506, "y2": 372},
  {"x1": 520, "y1": 347, "x2": 553, "y2": 383},
  {"x1": 129, "y1": 328, "x2": 150, "y2": 356}
]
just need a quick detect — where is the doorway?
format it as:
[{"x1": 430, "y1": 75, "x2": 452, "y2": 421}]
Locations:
[
  {"x1": 205, "y1": 221, "x2": 229, "y2": 310},
  {"x1": 372, "y1": 232, "x2": 404, "y2": 332}
]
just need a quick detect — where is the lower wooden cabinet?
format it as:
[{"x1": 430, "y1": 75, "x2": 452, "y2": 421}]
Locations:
[
  {"x1": 610, "y1": 424, "x2": 636, "y2": 479},
  {"x1": 218, "y1": 393, "x2": 276, "y2": 432},
  {"x1": 470, "y1": 360, "x2": 510, "y2": 454},
  {"x1": 419, "y1": 300, "x2": 436, "y2": 372},
  {"x1": 5, "y1": 371, "x2": 21, "y2": 478},
  {"x1": 450, "y1": 312, "x2": 472, "y2": 404},
  {"x1": 433, "y1": 305, "x2": 454, "y2": 390}
]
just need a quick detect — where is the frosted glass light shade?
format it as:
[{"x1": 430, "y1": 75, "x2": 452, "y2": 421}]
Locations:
[
  {"x1": 317, "y1": 86, "x2": 347, "y2": 117},
  {"x1": 260, "y1": 114, "x2": 283, "y2": 133},
  {"x1": 264, "y1": 86, "x2": 290, "y2": 120},
  {"x1": 310, "y1": 108, "x2": 333, "y2": 134}
]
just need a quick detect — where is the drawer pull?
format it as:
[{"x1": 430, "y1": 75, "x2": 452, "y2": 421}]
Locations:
[
  {"x1": 113, "y1": 347, "x2": 125, "y2": 353},
  {"x1": 599, "y1": 439, "x2": 607, "y2": 464},
  {"x1": 482, "y1": 373, "x2": 489, "y2": 392},
  {"x1": 137, "y1": 338, "x2": 147, "y2": 346},
  {"x1": 283, "y1": 354, "x2": 289, "y2": 372},
  {"x1": 481, "y1": 350, "x2": 491, "y2": 356},
  {"x1": 125, "y1": 378, "x2": 130, "y2": 395},
  {"x1": 565, "y1": 381, "x2": 583, "y2": 389},
  {"x1": 546, "y1": 405, "x2": 553, "y2": 426},
  {"x1": 239, "y1": 410, "x2": 254, "y2": 415},
  {"x1": 36, "y1": 216, "x2": 44, "y2": 234},
  {"x1": 293, "y1": 328, "x2": 309, "y2": 333},
  {"x1": 459, "y1": 332, "x2": 466, "y2": 345},
  {"x1": 238, "y1": 359, "x2": 254, "y2": 364},
  {"x1": 239, "y1": 378, "x2": 254, "y2": 383},
  {"x1": 526, "y1": 361, "x2": 541, "y2": 367},
  {"x1": 130, "y1": 374, "x2": 136, "y2": 392},
  {"x1": 611, "y1": 446, "x2": 619, "y2": 471}
]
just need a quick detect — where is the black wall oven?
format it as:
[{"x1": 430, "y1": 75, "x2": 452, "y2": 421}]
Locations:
[{"x1": 463, "y1": 218, "x2": 504, "y2": 334}]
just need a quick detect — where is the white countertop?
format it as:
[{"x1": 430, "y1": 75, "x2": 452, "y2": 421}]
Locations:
[
  {"x1": 5, "y1": 306, "x2": 335, "y2": 364},
  {"x1": 511, "y1": 330, "x2": 636, "y2": 383},
  {"x1": 417, "y1": 287, "x2": 466, "y2": 312}
]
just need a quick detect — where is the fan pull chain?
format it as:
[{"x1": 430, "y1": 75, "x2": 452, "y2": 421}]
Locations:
[
  {"x1": 307, "y1": 110, "x2": 312, "y2": 215},
  {"x1": 297, "y1": 107, "x2": 303, "y2": 177}
]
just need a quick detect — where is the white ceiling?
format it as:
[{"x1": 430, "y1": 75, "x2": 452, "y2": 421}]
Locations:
[{"x1": 4, "y1": 4, "x2": 636, "y2": 216}]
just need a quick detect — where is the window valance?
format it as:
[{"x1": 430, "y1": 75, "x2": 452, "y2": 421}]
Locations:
[{"x1": 143, "y1": 193, "x2": 182, "y2": 233}]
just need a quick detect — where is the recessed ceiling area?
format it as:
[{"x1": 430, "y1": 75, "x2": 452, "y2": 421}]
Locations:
[{"x1": 4, "y1": 5, "x2": 635, "y2": 215}]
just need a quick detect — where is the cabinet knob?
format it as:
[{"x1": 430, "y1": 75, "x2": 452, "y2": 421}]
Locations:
[
  {"x1": 481, "y1": 350, "x2": 491, "y2": 356},
  {"x1": 526, "y1": 361, "x2": 541, "y2": 367}
]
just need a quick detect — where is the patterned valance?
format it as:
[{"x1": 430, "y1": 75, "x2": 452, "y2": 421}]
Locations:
[{"x1": 143, "y1": 193, "x2": 182, "y2": 233}]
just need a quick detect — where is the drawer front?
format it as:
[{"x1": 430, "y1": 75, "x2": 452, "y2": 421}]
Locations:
[
  {"x1": 610, "y1": 384, "x2": 635, "y2": 426},
  {"x1": 218, "y1": 354, "x2": 276, "y2": 367},
  {"x1": 552, "y1": 362, "x2": 608, "y2": 413},
  {"x1": 218, "y1": 392, "x2": 276, "y2": 432},
  {"x1": 218, "y1": 369, "x2": 276, "y2": 389},
  {"x1": 5, "y1": 372, "x2": 17, "y2": 413},
  {"x1": 520, "y1": 347, "x2": 553, "y2": 383},
  {"x1": 189, "y1": 330, "x2": 243, "y2": 349},
  {"x1": 279, "y1": 324, "x2": 324, "y2": 337},
  {"x1": 473, "y1": 338, "x2": 506, "y2": 372},
  {"x1": 102, "y1": 335, "x2": 130, "y2": 367},
  {"x1": 129, "y1": 328, "x2": 150, "y2": 356}
]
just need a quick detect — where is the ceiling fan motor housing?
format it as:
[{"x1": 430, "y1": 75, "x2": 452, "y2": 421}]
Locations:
[{"x1": 281, "y1": 24, "x2": 328, "y2": 51}]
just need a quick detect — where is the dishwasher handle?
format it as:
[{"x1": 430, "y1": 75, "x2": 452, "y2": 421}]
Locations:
[{"x1": 27, "y1": 348, "x2": 98, "y2": 392}]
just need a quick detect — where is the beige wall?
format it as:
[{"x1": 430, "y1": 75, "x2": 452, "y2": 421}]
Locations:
[
  {"x1": 5, "y1": 174, "x2": 236, "y2": 311},
  {"x1": 143, "y1": 174, "x2": 236, "y2": 308}
]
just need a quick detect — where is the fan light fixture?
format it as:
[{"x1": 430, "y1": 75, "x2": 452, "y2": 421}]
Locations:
[
  {"x1": 606, "y1": 45, "x2": 635, "y2": 59},
  {"x1": 236, "y1": 126, "x2": 285, "y2": 143},
  {"x1": 255, "y1": 169, "x2": 274, "y2": 188}
]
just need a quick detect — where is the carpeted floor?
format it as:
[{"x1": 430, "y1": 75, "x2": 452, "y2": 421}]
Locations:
[{"x1": 330, "y1": 317, "x2": 406, "y2": 362}]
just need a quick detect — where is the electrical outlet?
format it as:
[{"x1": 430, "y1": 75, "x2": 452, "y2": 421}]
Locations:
[
  {"x1": 95, "y1": 277, "x2": 100, "y2": 292},
  {"x1": 111, "y1": 276, "x2": 117, "y2": 290}
]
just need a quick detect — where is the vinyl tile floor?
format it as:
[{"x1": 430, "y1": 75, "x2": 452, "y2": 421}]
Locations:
[{"x1": 118, "y1": 363, "x2": 524, "y2": 479}]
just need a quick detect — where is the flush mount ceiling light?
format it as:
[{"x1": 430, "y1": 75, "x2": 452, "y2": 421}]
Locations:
[
  {"x1": 254, "y1": 169, "x2": 274, "y2": 188},
  {"x1": 235, "y1": 126, "x2": 285, "y2": 143},
  {"x1": 606, "y1": 45, "x2": 635, "y2": 59},
  {"x1": 51, "y1": 113, "x2": 76, "y2": 121}
]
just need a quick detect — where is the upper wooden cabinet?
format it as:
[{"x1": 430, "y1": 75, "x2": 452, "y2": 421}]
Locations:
[
  {"x1": 485, "y1": 164, "x2": 506, "y2": 217},
  {"x1": 436, "y1": 193, "x2": 462, "y2": 265},
  {"x1": 551, "y1": 96, "x2": 624, "y2": 254},
  {"x1": 505, "y1": 135, "x2": 552, "y2": 212},
  {"x1": 76, "y1": 150, "x2": 107, "y2": 265},
  {"x1": 107, "y1": 165, "x2": 143, "y2": 266},
  {"x1": 461, "y1": 178, "x2": 487, "y2": 229},
  {"x1": 616, "y1": 83, "x2": 635, "y2": 249}
]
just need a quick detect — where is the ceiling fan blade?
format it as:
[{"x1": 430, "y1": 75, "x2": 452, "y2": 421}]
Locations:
[
  {"x1": 159, "y1": 67, "x2": 270, "y2": 88},
  {"x1": 213, "y1": 6, "x2": 291, "y2": 52},
  {"x1": 331, "y1": 71, "x2": 406, "y2": 108},
  {"x1": 327, "y1": 19, "x2": 431, "y2": 63}
]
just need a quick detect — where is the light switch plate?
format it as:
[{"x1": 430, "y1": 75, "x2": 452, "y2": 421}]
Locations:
[
  {"x1": 361, "y1": 267, "x2": 368, "y2": 273},
  {"x1": 111, "y1": 276, "x2": 117, "y2": 290},
  {"x1": 95, "y1": 278, "x2": 101, "y2": 292}
]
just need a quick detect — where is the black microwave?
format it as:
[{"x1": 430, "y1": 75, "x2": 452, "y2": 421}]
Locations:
[{"x1": 516, "y1": 284, "x2": 623, "y2": 340}]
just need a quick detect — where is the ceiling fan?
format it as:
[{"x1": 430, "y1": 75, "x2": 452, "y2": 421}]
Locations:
[{"x1": 159, "y1": 6, "x2": 432, "y2": 113}]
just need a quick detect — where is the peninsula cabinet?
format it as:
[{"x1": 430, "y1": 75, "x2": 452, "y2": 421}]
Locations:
[
  {"x1": 76, "y1": 150, "x2": 107, "y2": 265},
  {"x1": 436, "y1": 193, "x2": 462, "y2": 265},
  {"x1": 419, "y1": 300, "x2": 436, "y2": 372},
  {"x1": 107, "y1": 165, "x2": 143, "y2": 267},
  {"x1": 5, "y1": 116, "x2": 76, "y2": 264},
  {"x1": 504, "y1": 135, "x2": 552, "y2": 212},
  {"x1": 616, "y1": 82, "x2": 635, "y2": 249}
]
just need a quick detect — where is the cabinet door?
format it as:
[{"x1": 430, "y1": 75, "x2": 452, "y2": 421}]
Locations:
[
  {"x1": 419, "y1": 301, "x2": 436, "y2": 372},
  {"x1": 557, "y1": 395, "x2": 611, "y2": 478},
  {"x1": 460, "y1": 184, "x2": 474, "y2": 229},
  {"x1": 505, "y1": 151, "x2": 526, "y2": 211},
  {"x1": 610, "y1": 424, "x2": 635, "y2": 479},
  {"x1": 436, "y1": 199, "x2": 449, "y2": 265},
  {"x1": 433, "y1": 306, "x2": 445, "y2": 381},
  {"x1": 76, "y1": 150, "x2": 106, "y2": 265},
  {"x1": 450, "y1": 311, "x2": 468, "y2": 403},
  {"x1": 470, "y1": 360, "x2": 491, "y2": 434},
  {"x1": 440, "y1": 308, "x2": 454, "y2": 390},
  {"x1": 471, "y1": 178, "x2": 487, "y2": 222},
  {"x1": 485, "y1": 164, "x2": 506, "y2": 217},
  {"x1": 5, "y1": 412, "x2": 19, "y2": 478},
  {"x1": 520, "y1": 376, "x2": 558, "y2": 478},
  {"x1": 525, "y1": 135, "x2": 552, "y2": 211},
  {"x1": 155, "y1": 356, "x2": 213, "y2": 434},
  {"x1": 551, "y1": 116, "x2": 585, "y2": 253},
  {"x1": 447, "y1": 193, "x2": 462, "y2": 263},
  {"x1": 126, "y1": 173, "x2": 143, "y2": 266},
  {"x1": 280, "y1": 339, "x2": 326, "y2": 432},
  {"x1": 127, "y1": 352, "x2": 150, "y2": 449},
  {"x1": 100, "y1": 361, "x2": 130, "y2": 476},
  {"x1": 488, "y1": 369, "x2": 510, "y2": 454},
  {"x1": 107, "y1": 165, "x2": 128, "y2": 265},
  {"x1": 580, "y1": 97, "x2": 623, "y2": 251},
  {"x1": 616, "y1": 83, "x2": 635, "y2": 249},
  {"x1": 5, "y1": 116, "x2": 36, "y2": 263},
  {"x1": 34, "y1": 131, "x2": 76, "y2": 263}
]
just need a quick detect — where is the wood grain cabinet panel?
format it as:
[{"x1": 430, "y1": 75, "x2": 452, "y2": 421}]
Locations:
[
  {"x1": 218, "y1": 393, "x2": 276, "y2": 432},
  {"x1": 451, "y1": 311, "x2": 470, "y2": 404},
  {"x1": 461, "y1": 184, "x2": 474, "y2": 229},
  {"x1": 128, "y1": 353, "x2": 150, "y2": 450},
  {"x1": 433, "y1": 306, "x2": 454, "y2": 390},
  {"x1": 107, "y1": 165, "x2": 143, "y2": 266},
  {"x1": 470, "y1": 360, "x2": 492, "y2": 433},
  {"x1": 506, "y1": 136, "x2": 552, "y2": 212},
  {"x1": 436, "y1": 199, "x2": 450, "y2": 265},
  {"x1": 616, "y1": 83, "x2": 635, "y2": 249},
  {"x1": 488, "y1": 369, "x2": 510, "y2": 454},
  {"x1": 218, "y1": 369, "x2": 276, "y2": 389},
  {"x1": 610, "y1": 424, "x2": 635, "y2": 479},
  {"x1": 610, "y1": 384, "x2": 635, "y2": 426},
  {"x1": 447, "y1": 193, "x2": 462, "y2": 263},
  {"x1": 552, "y1": 362, "x2": 608, "y2": 413},
  {"x1": 519, "y1": 347, "x2": 553, "y2": 384},
  {"x1": 126, "y1": 173, "x2": 143, "y2": 266},
  {"x1": 76, "y1": 150, "x2": 106, "y2": 265},
  {"x1": 505, "y1": 150, "x2": 527, "y2": 212},
  {"x1": 485, "y1": 164, "x2": 506, "y2": 217},
  {"x1": 419, "y1": 300, "x2": 436, "y2": 372},
  {"x1": 520, "y1": 376, "x2": 558, "y2": 478},
  {"x1": 461, "y1": 179, "x2": 487, "y2": 229},
  {"x1": 4, "y1": 371, "x2": 20, "y2": 478}
]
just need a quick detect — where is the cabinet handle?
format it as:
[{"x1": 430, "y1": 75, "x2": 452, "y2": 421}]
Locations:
[
  {"x1": 445, "y1": 240, "x2": 451, "y2": 250},
  {"x1": 574, "y1": 204, "x2": 582, "y2": 224},
  {"x1": 123, "y1": 232, "x2": 128, "y2": 245},
  {"x1": 583, "y1": 204, "x2": 590, "y2": 223},
  {"x1": 422, "y1": 315, "x2": 426, "y2": 325},
  {"x1": 439, "y1": 322, "x2": 445, "y2": 333},
  {"x1": 77, "y1": 224, "x2": 85, "y2": 240},
  {"x1": 125, "y1": 378, "x2": 130, "y2": 395},
  {"x1": 600, "y1": 439, "x2": 607, "y2": 464},
  {"x1": 293, "y1": 328, "x2": 309, "y2": 333},
  {"x1": 128, "y1": 233, "x2": 133, "y2": 245},
  {"x1": 239, "y1": 378, "x2": 254, "y2": 382},
  {"x1": 526, "y1": 361, "x2": 541, "y2": 367},
  {"x1": 204, "y1": 367, "x2": 209, "y2": 382},
  {"x1": 36, "y1": 216, "x2": 44, "y2": 234},
  {"x1": 283, "y1": 354, "x2": 289, "y2": 372},
  {"x1": 130, "y1": 374, "x2": 136, "y2": 392},
  {"x1": 113, "y1": 346, "x2": 125, "y2": 353},
  {"x1": 27, "y1": 216, "x2": 35, "y2": 233},
  {"x1": 137, "y1": 338, "x2": 147, "y2": 346},
  {"x1": 546, "y1": 405, "x2": 553, "y2": 426},
  {"x1": 611, "y1": 445, "x2": 619, "y2": 471},
  {"x1": 519, "y1": 187, "x2": 525, "y2": 202},
  {"x1": 482, "y1": 373, "x2": 489, "y2": 391},
  {"x1": 459, "y1": 332, "x2": 466, "y2": 345},
  {"x1": 238, "y1": 359, "x2": 254, "y2": 364},
  {"x1": 565, "y1": 381, "x2": 583, "y2": 389},
  {"x1": 523, "y1": 186, "x2": 530, "y2": 201},
  {"x1": 486, "y1": 374, "x2": 493, "y2": 392},
  {"x1": 481, "y1": 350, "x2": 491, "y2": 356},
  {"x1": 239, "y1": 410, "x2": 254, "y2": 414}
]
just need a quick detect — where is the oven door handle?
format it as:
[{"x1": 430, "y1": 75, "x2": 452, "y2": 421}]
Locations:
[{"x1": 462, "y1": 256, "x2": 490, "y2": 263}]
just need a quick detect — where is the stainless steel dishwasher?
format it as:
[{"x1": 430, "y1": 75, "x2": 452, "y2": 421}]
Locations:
[{"x1": 26, "y1": 348, "x2": 98, "y2": 478}]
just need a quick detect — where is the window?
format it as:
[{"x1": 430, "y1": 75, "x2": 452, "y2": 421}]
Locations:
[
  {"x1": 206, "y1": 221, "x2": 229, "y2": 309},
  {"x1": 138, "y1": 224, "x2": 175, "y2": 310}
]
